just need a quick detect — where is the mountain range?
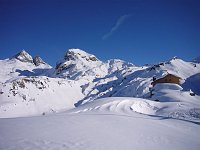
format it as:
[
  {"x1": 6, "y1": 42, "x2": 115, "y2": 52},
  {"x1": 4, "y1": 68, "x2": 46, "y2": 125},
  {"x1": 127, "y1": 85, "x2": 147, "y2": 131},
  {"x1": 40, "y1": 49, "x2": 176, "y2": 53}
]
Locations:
[
  {"x1": 1, "y1": 48, "x2": 200, "y2": 150},
  {"x1": 0, "y1": 48, "x2": 200, "y2": 119}
]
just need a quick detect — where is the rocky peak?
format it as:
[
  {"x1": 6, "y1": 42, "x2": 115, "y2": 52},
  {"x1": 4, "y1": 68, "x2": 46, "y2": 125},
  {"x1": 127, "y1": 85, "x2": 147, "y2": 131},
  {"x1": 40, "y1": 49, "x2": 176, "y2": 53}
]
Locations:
[
  {"x1": 54, "y1": 49, "x2": 102, "y2": 78},
  {"x1": 13, "y1": 50, "x2": 33, "y2": 63},
  {"x1": 33, "y1": 56, "x2": 46, "y2": 66},
  {"x1": 64, "y1": 49, "x2": 99, "y2": 62}
]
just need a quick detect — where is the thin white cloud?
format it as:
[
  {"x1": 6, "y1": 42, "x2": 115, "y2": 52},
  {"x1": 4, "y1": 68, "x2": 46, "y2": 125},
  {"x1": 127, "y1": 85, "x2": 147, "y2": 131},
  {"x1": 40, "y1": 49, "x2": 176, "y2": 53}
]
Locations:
[{"x1": 102, "y1": 14, "x2": 132, "y2": 40}]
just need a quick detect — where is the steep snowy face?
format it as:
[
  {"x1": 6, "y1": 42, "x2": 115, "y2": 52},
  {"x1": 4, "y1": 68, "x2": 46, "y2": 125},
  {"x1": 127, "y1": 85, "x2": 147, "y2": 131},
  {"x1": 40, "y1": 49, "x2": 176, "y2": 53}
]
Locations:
[
  {"x1": 33, "y1": 56, "x2": 46, "y2": 66},
  {"x1": 13, "y1": 50, "x2": 33, "y2": 63}
]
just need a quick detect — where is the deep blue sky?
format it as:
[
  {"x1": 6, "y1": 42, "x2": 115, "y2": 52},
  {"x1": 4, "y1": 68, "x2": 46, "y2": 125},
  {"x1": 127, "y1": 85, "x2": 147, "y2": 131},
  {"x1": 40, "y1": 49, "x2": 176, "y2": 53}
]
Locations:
[{"x1": 0, "y1": 0, "x2": 200, "y2": 66}]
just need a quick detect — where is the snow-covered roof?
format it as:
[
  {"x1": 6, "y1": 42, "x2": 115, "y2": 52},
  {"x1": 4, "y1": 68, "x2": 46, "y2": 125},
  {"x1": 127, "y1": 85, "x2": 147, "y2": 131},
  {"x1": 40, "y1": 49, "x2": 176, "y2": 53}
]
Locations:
[{"x1": 155, "y1": 73, "x2": 182, "y2": 81}]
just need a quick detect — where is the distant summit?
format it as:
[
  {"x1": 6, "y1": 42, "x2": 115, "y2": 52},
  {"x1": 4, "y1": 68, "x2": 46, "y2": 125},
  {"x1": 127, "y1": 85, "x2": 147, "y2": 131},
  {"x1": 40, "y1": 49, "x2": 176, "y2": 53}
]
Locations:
[
  {"x1": 64, "y1": 48, "x2": 99, "y2": 62},
  {"x1": 33, "y1": 56, "x2": 46, "y2": 66},
  {"x1": 13, "y1": 50, "x2": 33, "y2": 63},
  {"x1": 12, "y1": 50, "x2": 48, "y2": 66},
  {"x1": 54, "y1": 48, "x2": 102, "y2": 78},
  {"x1": 53, "y1": 48, "x2": 135, "y2": 81}
]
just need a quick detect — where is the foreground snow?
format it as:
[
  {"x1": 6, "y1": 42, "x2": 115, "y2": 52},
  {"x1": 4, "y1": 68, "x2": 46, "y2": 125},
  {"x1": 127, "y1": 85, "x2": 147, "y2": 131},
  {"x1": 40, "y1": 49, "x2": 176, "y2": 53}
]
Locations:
[{"x1": 0, "y1": 97, "x2": 200, "y2": 150}]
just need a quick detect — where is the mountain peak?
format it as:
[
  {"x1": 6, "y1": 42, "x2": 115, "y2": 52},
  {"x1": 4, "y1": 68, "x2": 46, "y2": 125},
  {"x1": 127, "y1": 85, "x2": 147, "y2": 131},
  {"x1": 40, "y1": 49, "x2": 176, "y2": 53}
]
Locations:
[
  {"x1": 64, "y1": 48, "x2": 98, "y2": 62},
  {"x1": 33, "y1": 56, "x2": 45, "y2": 66},
  {"x1": 13, "y1": 50, "x2": 33, "y2": 63},
  {"x1": 54, "y1": 48, "x2": 104, "y2": 78}
]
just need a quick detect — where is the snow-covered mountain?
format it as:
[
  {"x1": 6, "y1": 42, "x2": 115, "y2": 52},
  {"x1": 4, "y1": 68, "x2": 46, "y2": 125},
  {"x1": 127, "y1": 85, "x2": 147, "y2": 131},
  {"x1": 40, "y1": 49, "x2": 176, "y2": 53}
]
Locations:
[
  {"x1": 0, "y1": 50, "x2": 52, "y2": 83},
  {"x1": 52, "y1": 48, "x2": 134, "y2": 80},
  {"x1": 13, "y1": 50, "x2": 34, "y2": 63},
  {"x1": 0, "y1": 48, "x2": 200, "y2": 118},
  {"x1": 77, "y1": 57, "x2": 200, "y2": 105},
  {"x1": 1, "y1": 48, "x2": 200, "y2": 150}
]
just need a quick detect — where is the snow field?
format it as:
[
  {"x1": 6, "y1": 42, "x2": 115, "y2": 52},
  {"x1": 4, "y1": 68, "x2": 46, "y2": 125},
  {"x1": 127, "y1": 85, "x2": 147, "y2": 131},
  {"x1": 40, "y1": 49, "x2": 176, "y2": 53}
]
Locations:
[{"x1": 0, "y1": 103, "x2": 200, "y2": 150}]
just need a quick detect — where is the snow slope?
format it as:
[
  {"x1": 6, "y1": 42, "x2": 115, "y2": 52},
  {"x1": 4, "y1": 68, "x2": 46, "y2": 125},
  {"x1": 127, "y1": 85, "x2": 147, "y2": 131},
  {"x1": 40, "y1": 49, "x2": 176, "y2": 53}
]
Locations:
[
  {"x1": 0, "y1": 76, "x2": 84, "y2": 118},
  {"x1": 0, "y1": 97, "x2": 200, "y2": 150}
]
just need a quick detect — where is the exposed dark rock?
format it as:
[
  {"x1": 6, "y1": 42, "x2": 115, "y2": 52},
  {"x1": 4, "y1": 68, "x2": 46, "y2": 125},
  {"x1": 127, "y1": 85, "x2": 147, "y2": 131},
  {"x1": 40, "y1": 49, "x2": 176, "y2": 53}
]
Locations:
[
  {"x1": 33, "y1": 56, "x2": 45, "y2": 66},
  {"x1": 13, "y1": 50, "x2": 33, "y2": 63}
]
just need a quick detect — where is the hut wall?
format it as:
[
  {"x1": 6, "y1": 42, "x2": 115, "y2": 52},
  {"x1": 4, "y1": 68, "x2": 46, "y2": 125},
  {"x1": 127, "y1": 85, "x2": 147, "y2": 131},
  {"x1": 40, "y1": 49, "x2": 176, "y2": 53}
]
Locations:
[{"x1": 152, "y1": 74, "x2": 180, "y2": 87}]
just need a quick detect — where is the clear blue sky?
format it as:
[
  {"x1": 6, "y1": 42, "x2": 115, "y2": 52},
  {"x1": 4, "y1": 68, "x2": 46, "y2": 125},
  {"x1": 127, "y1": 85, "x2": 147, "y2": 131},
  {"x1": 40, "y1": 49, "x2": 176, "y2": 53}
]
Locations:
[{"x1": 0, "y1": 0, "x2": 199, "y2": 66}]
